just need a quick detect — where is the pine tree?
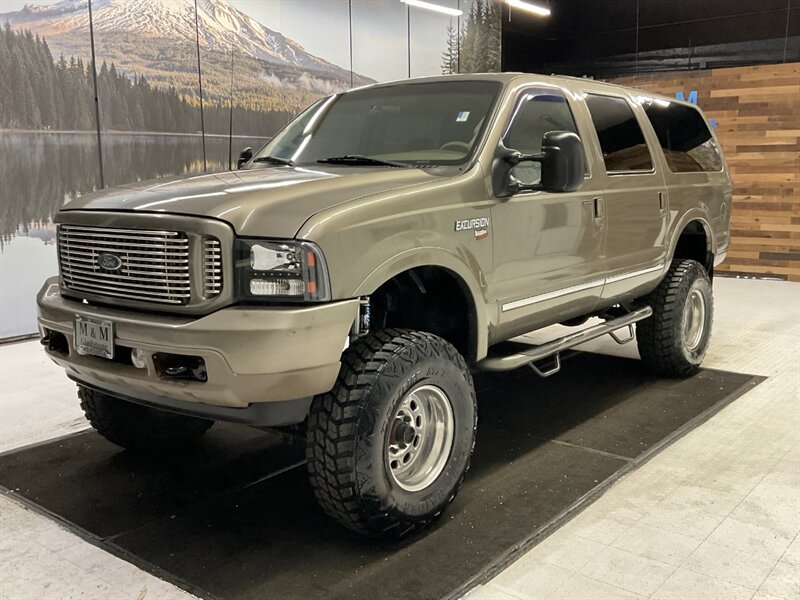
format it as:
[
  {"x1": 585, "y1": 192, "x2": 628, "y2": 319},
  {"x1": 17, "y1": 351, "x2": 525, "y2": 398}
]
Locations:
[
  {"x1": 459, "y1": 1, "x2": 481, "y2": 73},
  {"x1": 457, "y1": 0, "x2": 501, "y2": 73},
  {"x1": 0, "y1": 27, "x2": 11, "y2": 126},
  {"x1": 441, "y1": 22, "x2": 459, "y2": 75},
  {"x1": 0, "y1": 25, "x2": 313, "y2": 137},
  {"x1": 483, "y1": 0, "x2": 501, "y2": 72}
]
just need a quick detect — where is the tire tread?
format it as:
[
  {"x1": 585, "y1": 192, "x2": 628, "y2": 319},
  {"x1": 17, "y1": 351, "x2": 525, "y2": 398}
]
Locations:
[
  {"x1": 306, "y1": 328, "x2": 476, "y2": 538},
  {"x1": 637, "y1": 259, "x2": 713, "y2": 377},
  {"x1": 79, "y1": 386, "x2": 213, "y2": 451}
]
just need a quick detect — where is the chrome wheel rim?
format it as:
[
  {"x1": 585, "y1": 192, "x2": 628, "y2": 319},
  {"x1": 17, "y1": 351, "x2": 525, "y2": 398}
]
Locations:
[
  {"x1": 683, "y1": 289, "x2": 706, "y2": 352},
  {"x1": 387, "y1": 384, "x2": 454, "y2": 492}
]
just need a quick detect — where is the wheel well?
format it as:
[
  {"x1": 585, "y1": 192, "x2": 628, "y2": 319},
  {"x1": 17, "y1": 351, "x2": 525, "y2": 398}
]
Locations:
[
  {"x1": 673, "y1": 220, "x2": 713, "y2": 273},
  {"x1": 369, "y1": 266, "x2": 478, "y2": 362}
]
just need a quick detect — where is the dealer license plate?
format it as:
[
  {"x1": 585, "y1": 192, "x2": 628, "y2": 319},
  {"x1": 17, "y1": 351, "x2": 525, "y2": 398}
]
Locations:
[{"x1": 74, "y1": 315, "x2": 115, "y2": 359}]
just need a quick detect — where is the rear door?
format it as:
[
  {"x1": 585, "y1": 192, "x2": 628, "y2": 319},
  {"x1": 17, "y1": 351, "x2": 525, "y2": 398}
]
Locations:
[
  {"x1": 583, "y1": 93, "x2": 669, "y2": 300},
  {"x1": 637, "y1": 97, "x2": 731, "y2": 264}
]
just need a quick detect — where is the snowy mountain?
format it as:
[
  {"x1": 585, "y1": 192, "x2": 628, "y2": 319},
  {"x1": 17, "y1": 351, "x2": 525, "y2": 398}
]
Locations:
[{"x1": 1, "y1": 0, "x2": 356, "y2": 79}]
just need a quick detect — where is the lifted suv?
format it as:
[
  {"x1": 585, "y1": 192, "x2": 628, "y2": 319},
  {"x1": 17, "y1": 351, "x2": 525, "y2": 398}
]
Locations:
[{"x1": 38, "y1": 73, "x2": 731, "y2": 538}]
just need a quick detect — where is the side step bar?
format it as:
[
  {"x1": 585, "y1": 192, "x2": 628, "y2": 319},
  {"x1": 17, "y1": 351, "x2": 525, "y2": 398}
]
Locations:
[{"x1": 476, "y1": 306, "x2": 653, "y2": 374}]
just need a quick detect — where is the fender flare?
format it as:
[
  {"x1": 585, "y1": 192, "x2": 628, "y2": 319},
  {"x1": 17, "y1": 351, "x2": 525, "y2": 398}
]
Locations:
[
  {"x1": 667, "y1": 210, "x2": 716, "y2": 264},
  {"x1": 353, "y1": 247, "x2": 490, "y2": 361}
]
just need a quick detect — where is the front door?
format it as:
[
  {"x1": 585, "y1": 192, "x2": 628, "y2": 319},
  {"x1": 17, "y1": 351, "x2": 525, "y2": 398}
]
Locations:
[{"x1": 490, "y1": 87, "x2": 607, "y2": 341}]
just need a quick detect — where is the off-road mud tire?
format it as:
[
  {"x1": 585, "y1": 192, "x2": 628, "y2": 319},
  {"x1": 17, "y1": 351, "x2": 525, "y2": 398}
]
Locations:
[
  {"x1": 306, "y1": 329, "x2": 477, "y2": 539},
  {"x1": 79, "y1": 385, "x2": 214, "y2": 452},
  {"x1": 637, "y1": 259, "x2": 714, "y2": 377}
]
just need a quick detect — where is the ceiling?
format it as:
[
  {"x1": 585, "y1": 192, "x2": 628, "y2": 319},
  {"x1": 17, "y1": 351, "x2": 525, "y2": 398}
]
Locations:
[{"x1": 502, "y1": 0, "x2": 800, "y2": 76}]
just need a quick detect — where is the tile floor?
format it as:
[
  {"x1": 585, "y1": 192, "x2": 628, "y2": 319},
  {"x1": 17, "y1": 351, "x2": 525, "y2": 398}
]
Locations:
[
  {"x1": 467, "y1": 277, "x2": 800, "y2": 600},
  {"x1": 1, "y1": 277, "x2": 798, "y2": 600}
]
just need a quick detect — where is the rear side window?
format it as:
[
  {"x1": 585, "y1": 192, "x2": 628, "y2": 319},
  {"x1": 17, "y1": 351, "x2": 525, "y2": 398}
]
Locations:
[
  {"x1": 640, "y1": 99, "x2": 722, "y2": 172},
  {"x1": 585, "y1": 94, "x2": 653, "y2": 173}
]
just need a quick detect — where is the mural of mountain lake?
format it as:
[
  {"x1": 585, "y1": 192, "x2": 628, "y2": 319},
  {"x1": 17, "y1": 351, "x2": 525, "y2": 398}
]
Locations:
[{"x1": 0, "y1": 131, "x2": 268, "y2": 339}]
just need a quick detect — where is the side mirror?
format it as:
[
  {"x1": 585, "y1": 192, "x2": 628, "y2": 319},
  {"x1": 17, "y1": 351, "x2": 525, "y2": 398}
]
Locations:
[
  {"x1": 493, "y1": 131, "x2": 585, "y2": 197},
  {"x1": 237, "y1": 147, "x2": 253, "y2": 169}
]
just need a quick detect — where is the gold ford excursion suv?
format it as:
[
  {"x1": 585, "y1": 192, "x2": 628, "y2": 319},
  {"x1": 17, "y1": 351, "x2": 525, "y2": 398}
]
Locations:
[{"x1": 38, "y1": 73, "x2": 731, "y2": 538}]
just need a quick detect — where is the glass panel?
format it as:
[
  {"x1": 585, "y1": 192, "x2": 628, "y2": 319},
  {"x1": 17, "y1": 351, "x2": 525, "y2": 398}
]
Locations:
[
  {"x1": 640, "y1": 99, "x2": 723, "y2": 172},
  {"x1": 197, "y1": 29, "x2": 236, "y2": 172},
  {"x1": 351, "y1": 0, "x2": 408, "y2": 82},
  {"x1": 585, "y1": 94, "x2": 654, "y2": 172},
  {"x1": 255, "y1": 80, "x2": 502, "y2": 166},
  {"x1": 407, "y1": 0, "x2": 460, "y2": 77},
  {"x1": 0, "y1": 1, "x2": 98, "y2": 338},
  {"x1": 505, "y1": 93, "x2": 579, "y2": 153},
  {"x1": 227, "y1": 1, "x2": 352, "y2": 153},
  {"x1": 459, "y1": 0, "x2": 501, "y2": 73},
  {"x1": 503, "y1": 91, "x2": 580, "y2": 186},
  {"x1": 91, "y1": 0, "x2": 204, "y2": 184}
]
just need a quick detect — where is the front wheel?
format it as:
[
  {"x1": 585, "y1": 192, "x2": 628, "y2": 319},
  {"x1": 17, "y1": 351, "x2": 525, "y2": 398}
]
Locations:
[
  {"x1": 306, "y1": 329, "x2": 477, "y2": 538},
  {"x1": 637, "y1": 259, "x2": 714, "y2": 377},
  {"x1": 79, "y1": 386, "x2": 214, "y2": 452}
]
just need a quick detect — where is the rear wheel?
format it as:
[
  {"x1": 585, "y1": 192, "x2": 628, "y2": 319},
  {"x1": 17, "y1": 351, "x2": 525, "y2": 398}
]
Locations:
[
  {"x1": 637, "y1": 259, "x2": 714, "y2": 377},
  {"x1": 306, "y1": 329, "x2": 476, "y2": 538},
  {"x1": 79, "y1": 386, "x2": 214, "y2": 452}
]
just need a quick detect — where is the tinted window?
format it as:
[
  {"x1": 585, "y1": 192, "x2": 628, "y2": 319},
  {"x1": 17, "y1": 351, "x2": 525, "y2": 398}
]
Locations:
[
  {"x1": 640, "y1": 99, "x2": 722, "y2": 172},
  {"x1": 255, "y1": 81, "x2": 502, "y2": 167},
  {"x1": 586, "y1": 94, "x2": 653, "y2": 172},
  {"x1": 503, "y1": 91, "x2": 581, "y2": 185}
]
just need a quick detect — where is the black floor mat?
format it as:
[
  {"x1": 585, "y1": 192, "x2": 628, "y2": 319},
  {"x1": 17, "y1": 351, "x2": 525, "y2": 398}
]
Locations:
[{"x1": 0, "y1": 353, "x2": 760, "y2": 600}]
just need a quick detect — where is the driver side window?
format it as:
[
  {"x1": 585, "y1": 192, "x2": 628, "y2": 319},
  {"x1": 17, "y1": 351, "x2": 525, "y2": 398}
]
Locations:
[{"x1": 503, "y1": 90, "x2": 581, "y2": 186}]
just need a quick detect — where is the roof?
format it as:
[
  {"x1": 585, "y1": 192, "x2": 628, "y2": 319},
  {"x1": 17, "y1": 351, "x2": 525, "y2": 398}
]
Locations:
[{"x1": 347, "y1": 71, "x2": 686, "y2": 108}]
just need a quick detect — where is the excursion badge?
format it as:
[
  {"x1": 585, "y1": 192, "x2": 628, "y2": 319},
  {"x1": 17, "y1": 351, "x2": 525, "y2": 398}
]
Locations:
[{"x1": 454, "y1": 217, "x2": 489, "y2": 240}]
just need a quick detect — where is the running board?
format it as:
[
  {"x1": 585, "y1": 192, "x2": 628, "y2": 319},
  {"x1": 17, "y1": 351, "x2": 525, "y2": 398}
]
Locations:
[{"x1": 476, "y1": 306, "x2": 653, "y2": 374}]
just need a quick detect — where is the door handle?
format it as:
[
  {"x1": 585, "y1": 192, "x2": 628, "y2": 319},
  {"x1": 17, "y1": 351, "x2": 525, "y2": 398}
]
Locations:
[
  {"x1": 658, "y1": 191, "x2": 666, "y2": 211},
  {"x1": 593, "y1": 197, "x2": 605, "y2": 222}
]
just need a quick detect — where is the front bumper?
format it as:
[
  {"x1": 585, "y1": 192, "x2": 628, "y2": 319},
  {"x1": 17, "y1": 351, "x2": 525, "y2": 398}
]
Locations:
[{"x1": 38, "y1": 278, "x2": 358, "y2": 419}]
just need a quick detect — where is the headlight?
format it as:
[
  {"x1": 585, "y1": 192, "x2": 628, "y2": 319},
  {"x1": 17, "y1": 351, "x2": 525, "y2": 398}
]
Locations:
[{"x1": 235, "y1": 239, "x2": 331, "y2": 302}]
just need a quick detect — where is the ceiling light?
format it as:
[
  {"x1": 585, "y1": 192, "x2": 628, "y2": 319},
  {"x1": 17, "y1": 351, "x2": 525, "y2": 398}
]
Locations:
[
  {"x1": 401, "y1": 0, "x2": 463, "y2": 17},
  {"x1": 506, "y1": 0, "x2": 551, "y2": 17}
]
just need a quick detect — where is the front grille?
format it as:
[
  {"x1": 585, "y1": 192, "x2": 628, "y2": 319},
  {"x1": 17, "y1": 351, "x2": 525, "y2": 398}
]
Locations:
[{"x1": 58, "y1": 225, "x2": 192, "y2": 305}]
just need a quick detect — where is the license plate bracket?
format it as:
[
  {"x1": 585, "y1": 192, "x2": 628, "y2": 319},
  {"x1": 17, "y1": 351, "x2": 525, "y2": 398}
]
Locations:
[{"x1": 74, "y1": 315, "x2": 115, "y2": 359}]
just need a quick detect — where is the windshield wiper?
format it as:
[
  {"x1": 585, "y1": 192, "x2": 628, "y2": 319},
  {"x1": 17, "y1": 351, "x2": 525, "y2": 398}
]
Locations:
[
  {"x1": 251, "y1": 155, "x2": 295, "y2": 167},
  {"x1": 317, "y1": 154, "x2": 410, "y2": 168}
]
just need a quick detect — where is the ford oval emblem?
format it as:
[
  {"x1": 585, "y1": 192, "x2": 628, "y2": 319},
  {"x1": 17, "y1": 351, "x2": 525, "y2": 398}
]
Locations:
[{"x1": 97, "y1": 253, "x2": 123, "y2": 271}]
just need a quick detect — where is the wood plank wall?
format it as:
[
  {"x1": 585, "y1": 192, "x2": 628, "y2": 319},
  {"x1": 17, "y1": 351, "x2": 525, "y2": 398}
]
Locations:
[{"x1": 611, "y1": 62, "x2": 800, "y2": 282}]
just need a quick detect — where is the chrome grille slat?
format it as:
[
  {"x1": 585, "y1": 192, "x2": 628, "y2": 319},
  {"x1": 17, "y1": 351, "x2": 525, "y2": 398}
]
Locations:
[
  {"x1": 61, "y1": 269, "x2": 193, "y2": 287},
  {"x1": 58, "y1": 224, "x2": 193, "y2": 306},
  {"x1": 59, "y1": 232, "x2": 188, "y2": 244},
  {"x1": 203, "y1": 238, "x2": 223, "y2": 298},
  {"x1": 60, "y1": 283, "x2": 189, "y2": 303},
  {"x1": 58, "y1": 249, "x2": 189, "y2": 265},
  {"x1": 61, "y1": 256, "x2": 190, "y2": 271},
  {"x1": 60, "y1": 278, "x2": 191, "y2": 298},
  {"x1": 57, "y1": 242, "x2": 189, "y2": 256},
  {"x1": 56, "y1": 225, "x2": 182, "y2": 236}
]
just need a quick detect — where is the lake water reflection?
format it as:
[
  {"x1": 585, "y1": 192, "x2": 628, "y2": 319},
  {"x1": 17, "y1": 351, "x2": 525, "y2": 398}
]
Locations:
[{"x1": 0, "y1": 132, "x2": 266, "y2": 339}]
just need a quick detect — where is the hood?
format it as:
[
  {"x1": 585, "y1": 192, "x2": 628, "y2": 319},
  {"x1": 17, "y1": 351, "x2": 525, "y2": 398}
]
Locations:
[{"x1": 60, "y1": 165, "x2": 450, "y2": 238}]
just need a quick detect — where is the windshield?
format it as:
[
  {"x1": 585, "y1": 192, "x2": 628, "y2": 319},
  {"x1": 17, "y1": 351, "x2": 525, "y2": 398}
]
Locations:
[{"x1": 253, "y1": 80, "x2": 502, "y2": 167}]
